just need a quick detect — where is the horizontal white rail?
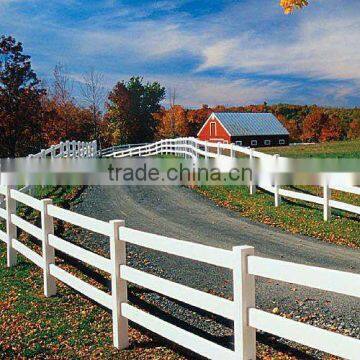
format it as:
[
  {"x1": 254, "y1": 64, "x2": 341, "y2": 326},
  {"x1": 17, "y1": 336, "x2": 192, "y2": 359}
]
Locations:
[
  {"x1": 330, "y1": 200, "x2": 360, "y2": 215},
  {"x1": 121, "y1": 227, "x2": 234, "y2": 269},
  {"x1": 0, "y1": 230, "x2": 7, "y2": 243},
  {"x1": 248, "y1": 308, "x2": 360, "y2": 359},
  {"x1": 331, "y1": 185, "x2": 360, "y2": 195},
  {"x1": 47, "y1": 204, "x2": 111, "y2": 236},
  {"x1": 11, "y1": 214, "x2": 43, "y2": 241},
  {"x1": 0, "y1": 207, "x2": 7, "y2": 220},
  {"x1": 49, "y1": 234, "x2": 111, "y2": 273},
  {"x1": 49, "y1": 264, "x2": 112, "y2": 309},
  {"x1": 120, "y1": 265, "x2": 234, "y2": 319},
  {"x1": 10, "y1": 189, "x2": 43, "y2": 211},
  {"x1": 278, "y1": 188, "x2": 324, "y2": 205},
  {"x1": 12, "y1": 238, "x2": 43, "y2": 268},
  {"x1": 122, "y1": 303, "x2": 235, "y2": 360},
  {"x1": 248, "y1": 256, "x2": 360, "y2": 298}
]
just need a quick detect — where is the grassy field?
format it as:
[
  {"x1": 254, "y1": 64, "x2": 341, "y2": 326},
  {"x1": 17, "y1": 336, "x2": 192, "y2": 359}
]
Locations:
[
  {"x1": 197, "y1": 139, "x2": 360, "y2": 248},
  {"x1": 0, "y1": 242, "x2": 186, "y2": 359},
  {"x1": 196, "y1": 185, "x2": 359, "y2": 248},
  {"x1": 259, "y1": 139, "x2": 360, "y2": 158}
]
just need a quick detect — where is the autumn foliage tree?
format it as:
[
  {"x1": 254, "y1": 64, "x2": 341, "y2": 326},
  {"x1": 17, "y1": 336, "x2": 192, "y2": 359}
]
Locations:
[
  {"x1": 41, "y1": 65, "x2": 95, "y2": 147},
  {"x1": 347, "y1": 119, "x2": 360, "y2": 139},
  {"x1": 319, "y1": 115, "x2": 343, "y2": 142},
  {"x1": 154, "y1": 105, "x2": 191, "y2": 139},
  {"x1": 0, "y1": 35, "x2": 46, "y2": 157},
  {"x1": 280, "y1": 0, "x2": 309, "y2": 14},
  {"x1": 301, "y1": 110, "x2": 329, "y2": 142}
]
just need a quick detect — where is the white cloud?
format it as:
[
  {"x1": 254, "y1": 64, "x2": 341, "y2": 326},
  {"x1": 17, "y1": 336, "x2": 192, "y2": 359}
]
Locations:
[{"x1": 199, "y1": 7, "x2": 360, "y2": 82}]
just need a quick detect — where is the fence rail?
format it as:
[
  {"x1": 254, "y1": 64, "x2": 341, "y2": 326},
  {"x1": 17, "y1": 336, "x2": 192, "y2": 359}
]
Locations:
[
  {"x1": 0, "y1": 185, "x2": 359, "y2": 359},
  {"x1": 105, "y1": 137, "x2": 360, "y2": 221}
]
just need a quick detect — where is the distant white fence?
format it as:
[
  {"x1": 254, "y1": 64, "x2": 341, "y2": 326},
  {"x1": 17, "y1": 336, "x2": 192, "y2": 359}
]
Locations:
[
  {"x1": 6, "y1": 140, "x2": 98, "y2": 197},
  {"x1": 0, "y1": 185, "x2": 359, "y2": 359},
  {"x1": 30, "y1": 140, "x2": 98, "y2": 159},
  {"x1": 105, "y1": 137, "x2": 360, "y2": 221}
]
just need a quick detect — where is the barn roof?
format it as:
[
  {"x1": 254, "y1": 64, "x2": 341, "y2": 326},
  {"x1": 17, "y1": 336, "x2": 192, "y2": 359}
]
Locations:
[{"x1": 213, "y1": 112, "x2": 289, "y2": 136}]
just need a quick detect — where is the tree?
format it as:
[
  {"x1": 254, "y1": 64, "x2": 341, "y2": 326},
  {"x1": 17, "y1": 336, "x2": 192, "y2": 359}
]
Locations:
[
  {"x1": 348, "y1": 119, "x2": 360, "y2": 139},
  {"x1": 280, "y1": 0, "x2": 309, "y2": 14},
  {"x1": 277, "y1": 114, "x2": 301, "y2": 142},
  {"x1": 155, "y1": 105, "x2": 190, "y2": 139},
  {"x1": 105, "y1": 77, "x2": 165, "y2": 144},
  {"x1": 81, "y1": 70, "x2": 106, "y2": 143},
  {"x1": 301, "y1": 110, "x2": 329, "y2": 142},
  {"x1": 0, "y1": 35, "x2": 46, "y2": 157},
  {"x1": 51, "y1": 63, "x2": 74, "y2": 106},
  {"x1": 168, "y1": 87, "x2": 177, "y2": 137},
  {"x1": 319, "y1": 115, "x2": 343, "y2": 142},
  {"x1": 42, "y1": 64, "x2": 95, "y2": 146}
]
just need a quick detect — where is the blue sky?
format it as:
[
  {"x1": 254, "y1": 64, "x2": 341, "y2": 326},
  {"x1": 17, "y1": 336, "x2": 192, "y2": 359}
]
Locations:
[{"x1": 1, "y1": 0, "x2": 360, "y2": 107}]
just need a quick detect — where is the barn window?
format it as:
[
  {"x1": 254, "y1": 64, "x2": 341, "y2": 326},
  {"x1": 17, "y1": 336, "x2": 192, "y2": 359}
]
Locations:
[
  {"x1": 279, "y1": 139, "x2": 285, "y2": 145},
  {"x1": 235, "y1": 141, "x2": 242, "y2": 146},
  {"x1": 251, "y1": 140, "x2": 257, "y2": 146},
  {"x1": 264, "y1": 140, "x2": 271, "y2": 146},
  {"x1": 210, "y1": 122, "x2": 216, "y2": 136}
]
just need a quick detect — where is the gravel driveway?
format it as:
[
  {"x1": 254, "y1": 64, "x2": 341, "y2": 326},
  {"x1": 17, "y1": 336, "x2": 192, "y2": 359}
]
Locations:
[{"x1": 71, "y1": 185, "x2": 360, "y2": 358}]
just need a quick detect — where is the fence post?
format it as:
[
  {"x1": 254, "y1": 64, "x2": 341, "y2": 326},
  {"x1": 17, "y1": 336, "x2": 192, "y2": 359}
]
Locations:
[
  {"x1": 233, "y1": 246, "x2": 256, "y2": 360},
  {"x1": 274, "y1": 154, "x2": 281, "y2": 207},
  {"x1": 41, "y1": 199, "x2": 57, "y2": 297},
  {"x1": 65, "y1": 140, "x2": 70, "y2": 157},
  {"x1": 87, "y1": 142, "x2": 91, "y2": 158},
  {"x1": 50, "y1": 145, "x2": 56, "y2": 158},
  {"x1": 41, "y1": 149, "x2": 46, "y2": 158},
  {"x1": 110, "y1": 220, "x2": 128, "y2": 349},
  {"x1": 5, "y1": 185, "x2": 17, "y2": 267},
  {"x1": 249, "y1": 149, "x2": 256, "y2": 195},
  {"x1": 70, "y1": 140, "x2": 75, "y2": 157},
  {"x1": 204, "y1": 141, "x2": 208, "y2": 159},
  {"x1": 77, "y1": 141, "x2": 81, "y2": 157},
  {"x1": 92, "y1": 140, "x2": 98, "y2": 158},
  {"x1": 59, "y1": 142, "x2": 64, "y2": 157},
  {"x1": 323, "y1": 179, "x2": 331, "y2": 222},
  {"x1": 217, "y1": 142, "x2": 220, "y2": 157}
]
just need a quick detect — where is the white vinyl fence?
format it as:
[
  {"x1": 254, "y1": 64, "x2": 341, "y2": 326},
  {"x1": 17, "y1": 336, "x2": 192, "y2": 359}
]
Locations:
[
  {"x1": 8, "y1": 140, "x2": 98, "y2": 196},
  {"x1": 30, "y1": 140, "x2": 98, "y2": 159},
  {"x1": 0, "y1": 185, "x2": 359, "y2": 359},
  {"x1": 104, "y1": 137, "x2": 360, "y2": 221}
]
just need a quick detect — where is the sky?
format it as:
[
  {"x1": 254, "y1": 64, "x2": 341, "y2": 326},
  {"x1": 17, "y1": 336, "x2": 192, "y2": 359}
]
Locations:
[{"x1": 1, "y1": 0, "x2": 360, "y2": 107}]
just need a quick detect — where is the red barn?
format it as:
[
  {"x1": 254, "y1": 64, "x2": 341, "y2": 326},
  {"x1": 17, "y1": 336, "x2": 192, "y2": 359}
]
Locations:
[{"x1": 197, "y1": 112, "x2": 289, "y2": 147}]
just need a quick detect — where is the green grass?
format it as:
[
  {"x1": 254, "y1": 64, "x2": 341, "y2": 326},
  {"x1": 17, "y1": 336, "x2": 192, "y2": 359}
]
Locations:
[
  {"x1": 196, "y1": 185, "x2": 359, "y2": 248},
  {"x1": 259, "y1": 139, "x2": 360, "y2": 158},
  {"x1": 196, "y1": 140, "x2": 360, "y2": 248},
  {"x1": 0, "y1": 243, "x2": 182, "y2": 358}
]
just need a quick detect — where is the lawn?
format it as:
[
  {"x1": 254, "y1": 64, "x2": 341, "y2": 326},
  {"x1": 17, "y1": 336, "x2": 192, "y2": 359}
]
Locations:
[
  {"x1": 0, "y1": 242, "x2": 185, "y2": 359},
  {"x1": 196, "y1": 139, "x2": 360, "y2": 248},
  {"x1": 258, "y1": 139, "x2": 360, "y2": 158}
]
